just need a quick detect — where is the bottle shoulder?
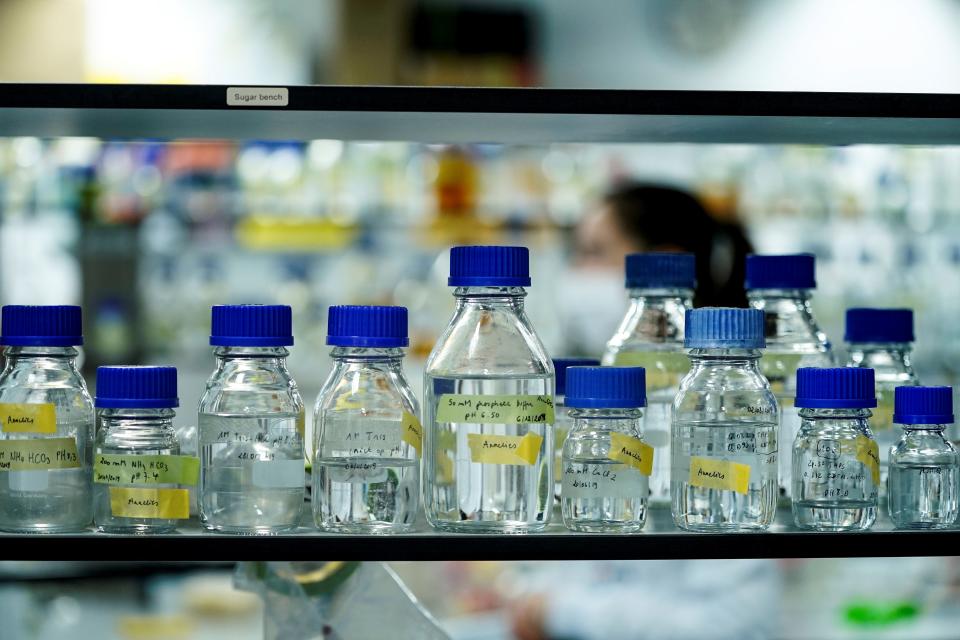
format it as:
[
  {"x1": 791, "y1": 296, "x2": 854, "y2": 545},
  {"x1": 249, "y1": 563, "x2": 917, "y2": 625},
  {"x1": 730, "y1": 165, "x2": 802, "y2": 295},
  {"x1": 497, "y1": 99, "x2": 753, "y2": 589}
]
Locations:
[
  {"x1": 426, "y1": 306, "x2": 552, "y2": 376},
  {"x1": 315, "y1": 363, "x2": 419, "y2": 418},
  {"x1": 890, "y1": 432, "x2": 959, "y2": 464},
  {"x1": 199, "y1": 361, "x2": 303, "y2": 415},
  {"x1": 0, "y1": 364, "x2": 94, "y2": 419}
]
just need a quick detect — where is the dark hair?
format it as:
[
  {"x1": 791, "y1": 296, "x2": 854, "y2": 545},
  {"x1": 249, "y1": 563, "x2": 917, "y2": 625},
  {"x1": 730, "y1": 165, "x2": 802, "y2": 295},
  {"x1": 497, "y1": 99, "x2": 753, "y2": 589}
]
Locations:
[{"x1": 604, "y1": 183, "x2": 752, "y2": 307}]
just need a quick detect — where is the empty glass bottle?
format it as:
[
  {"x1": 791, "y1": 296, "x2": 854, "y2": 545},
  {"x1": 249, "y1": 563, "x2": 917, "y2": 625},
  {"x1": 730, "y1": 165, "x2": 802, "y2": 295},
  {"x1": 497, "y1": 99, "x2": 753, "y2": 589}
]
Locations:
[
  {"x1": 887, "y1": 386, "x2": 959, "y2": 529},
  {"x1": 845, "y1": 308, "x2": 919, "y2": 486},
  {"x1": 603, "y1": 252, "x2": 693, "y2": 505},
  {"x1": 199, "y1": 305, "x2": 305, "y2": 535},
  {"x1": 671, "y1": 307, "x2": 778, "y2": 531},
  {"x1": 93, "y1": 366, "x2": 190, "y2": 534},
  {"x1": 746, "y1": 254, "x2": 832, "y2": 502},
  {"x1": 552, "y1": 357, "x2": 599, "y2": 501},
  {"x1": 561, "y1": 366, "x2": 650, "y2": 532},
  {"x1": 792, "y1": 367, "x2": 878, "y2": 531},
  {"x1": 0, "y1": 306, "x2": 93, "y2": 533},
  {"x1": 313, "y1": 305, "x2": 420, "y2": 533},
  {"x1": 423, "y1": 246, "x2": 554, "y2": 533}
]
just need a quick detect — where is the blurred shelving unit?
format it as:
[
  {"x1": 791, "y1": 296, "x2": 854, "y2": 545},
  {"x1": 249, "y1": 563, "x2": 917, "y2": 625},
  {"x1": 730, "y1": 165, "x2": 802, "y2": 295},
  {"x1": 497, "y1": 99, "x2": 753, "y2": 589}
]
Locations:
[{"x1": 2, "y1": 83, "x2": 960, "y2": 561}]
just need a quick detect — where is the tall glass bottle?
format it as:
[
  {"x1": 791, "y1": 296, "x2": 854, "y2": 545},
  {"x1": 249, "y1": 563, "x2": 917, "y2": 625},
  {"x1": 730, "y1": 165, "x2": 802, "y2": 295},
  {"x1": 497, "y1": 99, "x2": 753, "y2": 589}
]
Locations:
[
  {"x1": 845, "y1": 308, "x2": 919, "y2": 485},
  {"x1": 671, "y1": 307, "x2": 778, "y2": 531},
  {"x1": 199, "y1": 305, "x2": 305, "y2": 535},
  {"x1": 93, "y1": 366, "x2": 193, "y2": 534},
  {"x1": 745, "y1": 254, "x2": 832, "y2": 502},
  {"x1": 0, "y1": 306, "x2": 93, "y2": 533},
  {"x1": 561, "y1": 366, "x2": 650, "y2": 532},
  {"x1": 792, "y1": 367, "x2": 878, "y2": 531},
  {"x1": 887, "y1": 386, "x2": 959, "y2": 529},
  {"x1": 603, "y1": 252, "x2": 694, "y2": 504},
  {"x1": 552, "y1": 357, "x2": 599, "y2": 501},
  {"x1": 423, "y1": 246, "x2": 554, "y2": 533},
  {"x1": 313, "y1": 305, "x2": 420, "y2": 533}
]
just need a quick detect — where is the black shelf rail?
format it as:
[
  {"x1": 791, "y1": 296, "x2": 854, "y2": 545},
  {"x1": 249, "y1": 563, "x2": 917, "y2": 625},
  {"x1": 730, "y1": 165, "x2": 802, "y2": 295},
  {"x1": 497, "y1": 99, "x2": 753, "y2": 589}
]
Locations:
[
  {"x1": 1, "y1": 84, "x2": 959, "y2": 144},
  {"x1": 3, "y1": 510, "x2": 955, "y2": 561}
]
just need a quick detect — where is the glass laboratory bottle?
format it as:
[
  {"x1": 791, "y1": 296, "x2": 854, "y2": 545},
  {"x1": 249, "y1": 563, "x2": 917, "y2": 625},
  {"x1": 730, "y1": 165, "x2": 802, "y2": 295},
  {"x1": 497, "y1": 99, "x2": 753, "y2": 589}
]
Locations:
[
  {"x1": 845, "y1": 308, "x2": 919, "y2": 485},
  {"x1": 792, "y1": 367, "x2": 878, "y2": 531},
  {"x1": 314, "y1": 305, "x2": 420, "y2": 533},
  {"x1": 887, "y1": 386, "x2": 959, "y2": 529},
  {"x1": 746, "y1": 254, "x2": 832, "y2": 502},
  {"x1": 603, "y1": 252, "x2": 694, "y2": 505},
  {"x1": 424, "y1": 246, "x2": 554, "y2": 533},
  {"x1": 0, "y1": 306, "x2": 93, "y2": 533},
  {"x1": 93, "y1": 366, "x2": 185, "y2": 534},
  {"x1": 671, "y1": 307, "x2": 778, "y2": 532},
  {"x1": 561, "y1": 366, "x2": 650, "y2": 532},
  {"x1": 199, "y1": 305, "x2": 305, "y2": 535},
  {"x1": 552, "y1": 357, "x2": 600, "y2": 501}
]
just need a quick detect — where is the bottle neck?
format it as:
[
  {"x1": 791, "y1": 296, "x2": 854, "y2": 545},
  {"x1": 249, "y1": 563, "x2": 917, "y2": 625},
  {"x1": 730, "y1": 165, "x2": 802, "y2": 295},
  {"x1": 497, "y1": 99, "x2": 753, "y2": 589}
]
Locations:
[
  {"x1": 98, "y1": 407, "x2": 176, "y2": 430},
  {"x1": 901, "y1": 423, "x2": 947, "y2": 433},
  {"x1": 568, "y1": 407, "x2": 644, "y2": 432},
  {"x1": 799, "y1": 408, "x2": 873, "y2": 420},
  {"x1": 3, "y1": 345, "x2": 79, "y2": 362},
  {"x1": 454, "y1": 286, "x2": 527, "y2": 309},
  {"x1": 687, "y1": 348, "x2": 762, "y2": 367},
  {"x1": 847, "y1": 342, "x2": 914, "y2": 374},
  {"x1": 627, "y1": 287, "x2": 693, "y2": 305},
  {"x1": 330, "y1": 347, "x2": 406, "y2": 367},
  {"x1": 214, "y1": 346, "x2": 289, "y2": 367}
]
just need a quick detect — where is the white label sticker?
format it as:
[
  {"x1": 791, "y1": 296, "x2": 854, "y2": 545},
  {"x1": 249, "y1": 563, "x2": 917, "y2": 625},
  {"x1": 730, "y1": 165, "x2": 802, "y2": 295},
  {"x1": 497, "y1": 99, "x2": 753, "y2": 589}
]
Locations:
[
  {"x1": 321, "y1": 418, "x2": 403, "y2": 457},
  {"x1": 562, "y1": 463, "x2": 648, "y2": 499},
  {"x1": 8, "y1": 469, "x2": 49, "y2": 491},
  {"x1": 226, "y1": 87, "x2": 289, "y2": 107},
  {"x1": 327, "y1": 461, "x2": 389, "y2": 484},
  {"x1": 251, "y1": 459, "x2": 304, "y2": 489}
]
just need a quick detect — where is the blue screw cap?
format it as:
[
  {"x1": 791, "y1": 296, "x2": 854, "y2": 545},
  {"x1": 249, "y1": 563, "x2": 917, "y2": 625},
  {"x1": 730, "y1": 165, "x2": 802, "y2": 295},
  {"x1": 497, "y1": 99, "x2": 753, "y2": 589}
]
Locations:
[
  {"x1": 745, "y1": 254, "x2": 816, "y2": 290},
  {"x1": 564, "y1": 366, "x2": 646, "y2": 409},
  {"x1": 844, "y1": 308, "x2": 914, "y2": 344},
  {"x1": 894, "y1": 386, "x2": 953, "y2": 425},
  {"x1": 684, "y1": 307, "x2": 765, "y2": 349},
  {"x1": 448, "y1": 246, "x2": 531, "y2": 287},
  {"x1": 95, "y1": 366, "x2": 179, "y2": 409},
  {"x1": 327, "y1": 305, "x2": 409, "y2": 348},
  {"x1": 795, "y1": 367, "x2": 877, "y2": 409},
  {"x1": 1, "y1": 305, "x2": 83, "y2": 347},
  {"x1": 625, "y1": 252, "x2": 696, "y2": 289},
  {"x1": 553, "y1": 358, "x2": 601, "y2": 396},
  {"x1": 210, "y1": 305, "x2": 293, "y2": 347}
]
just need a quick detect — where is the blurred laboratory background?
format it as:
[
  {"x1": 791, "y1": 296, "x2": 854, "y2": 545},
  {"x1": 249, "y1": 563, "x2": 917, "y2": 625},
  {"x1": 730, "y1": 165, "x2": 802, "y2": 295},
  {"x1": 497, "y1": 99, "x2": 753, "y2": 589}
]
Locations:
[{"x1": 3, "y1": 0, "x2": 960, "y2": 639}]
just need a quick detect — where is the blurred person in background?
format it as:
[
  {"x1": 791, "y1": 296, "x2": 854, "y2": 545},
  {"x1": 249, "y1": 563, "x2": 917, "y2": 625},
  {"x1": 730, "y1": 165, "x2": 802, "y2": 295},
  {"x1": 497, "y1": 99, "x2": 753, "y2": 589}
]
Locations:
[{"x1": 559, "y1": 182, "x2": 753, "y2": 356}]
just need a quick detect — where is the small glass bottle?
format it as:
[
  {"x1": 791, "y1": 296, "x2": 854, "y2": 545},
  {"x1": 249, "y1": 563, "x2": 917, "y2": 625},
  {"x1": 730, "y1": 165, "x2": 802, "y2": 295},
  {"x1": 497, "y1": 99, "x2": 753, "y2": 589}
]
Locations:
[
  {"x1": 314, "y1": 305, "x2": 420, "y2": 533},
  {"x1": 561, "y1": 366, "x2": 650, "y2": 532},
  {"x1": 94, "y1": 366, "x2": 186, "y2": 534},
  {"x1": 552, "y1": 358, "x2": 600, "y2": 502},
  {"x1": 0, "y1": 306, "x2": 93, "y2": 533},
  {"x1": 199, "y1": 305, "x2": 305, "y2": 535},
  {"x1": 671, "y1": 307, "x2": 778, "y2": 532},
  {"x1": 423, "y1": 246, "x2": 554, "y2": 533},
  {"x1": 845, "y1": 308, "x2": 919, "y2": 485},
  {"x1": 887, "y1": 386, "x2": 959, "y2": 529},
  {"x1": 745, "y1": 254, "x2": 832, "y2": 502},
  {"x1": 603, "y1": 253, "x2": 693, "y2": 504},
  {"x1": 792, "y1": 367, "x2": 879, "y2": 531}
]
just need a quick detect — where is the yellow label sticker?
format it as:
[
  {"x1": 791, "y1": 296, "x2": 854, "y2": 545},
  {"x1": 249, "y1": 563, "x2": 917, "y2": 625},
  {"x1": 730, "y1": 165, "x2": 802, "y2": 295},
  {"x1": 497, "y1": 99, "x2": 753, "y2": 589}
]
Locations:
[
  {"x1": 0, "y1": 403, "x2": 57, "y2": 434},
  {"x1": 297, "y1": 410, "x2": 306, "y2": 440},
  {"x1": 843, "y1": 435, "x2": 881, "y2": 485},
  {"x1": 871, "y1": 393, "x2": 895, "y2": 432},
  {"x1": 689, "y1": 456, "x2": 750, "y2": 495},
  {"x1": 94, "y1": 454, "x2": 200, "y2": 486},
  {"x1": 437, "y1": 451, "x2": 455, "y2": 484},
  {"x1": 608, "y1": 432, "x2": 654, "y2": 476},
  {"x1": 109, "y1": 487, "x2": 190, "y2": 519},
  {"x1": 401, "y1": 411, "x2": 423, "y2": 457},
  {"x1": 612, "y1": 351, "x2": 689, "y2": 390},
  {"x1": 437, "y1": 395, "x2": 555, "y2": 425},
  {"x1": 0, "y1": 437, "x2": 80, "y2": 470},
  {"x1": 467, "y1": 432, "x2": 543, "y2": 465}
]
